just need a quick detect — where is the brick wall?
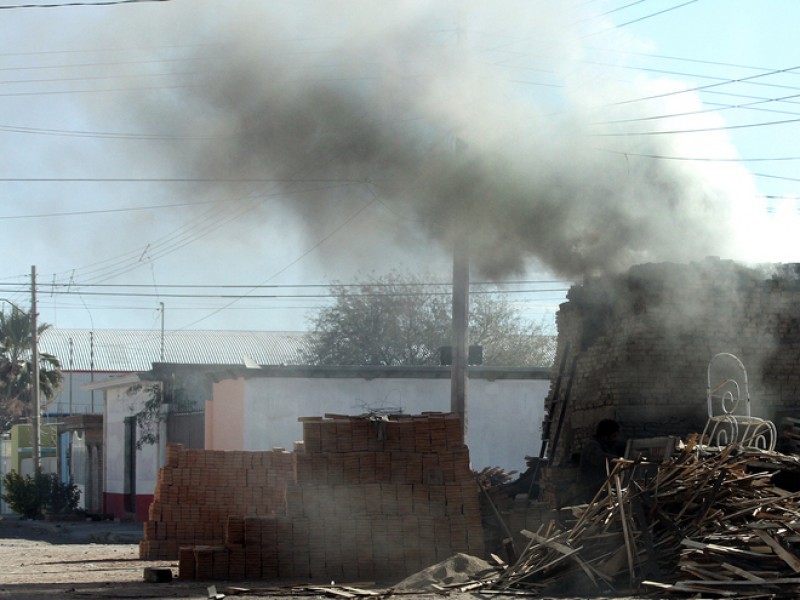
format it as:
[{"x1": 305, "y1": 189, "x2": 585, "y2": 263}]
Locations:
[
  {"x1": 546, "y1": 258, "x2": 800, "y2": 465},
  {"x1": 142, "y1": 412, "x2": 485, "y2": 582}
]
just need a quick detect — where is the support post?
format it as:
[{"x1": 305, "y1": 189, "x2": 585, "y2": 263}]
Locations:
[
  {"x1": 451, "y1": 240, "x2": 469, "y2": 437},
  {"x1": 31, "y1": 265, "x2": 41, "y2": 475}
]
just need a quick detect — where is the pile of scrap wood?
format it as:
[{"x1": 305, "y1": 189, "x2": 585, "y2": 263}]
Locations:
[
  {"x1": 475, "y1": 465, "x2": 519, "y2": 489},
  {"x1": 474, "y1": 440, "x2": 800, "y2": 597}
]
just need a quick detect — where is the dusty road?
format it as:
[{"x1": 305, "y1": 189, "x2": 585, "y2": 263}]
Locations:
[
  {"x1": 0, "y1": 517, "x2": 641, "y2": 600},
  {"x1": 0, "y1": 517, "x2": 467, "y2": 600},
  {"x1": 0, "y1": 517, "x2": 206, "y2": 599}
]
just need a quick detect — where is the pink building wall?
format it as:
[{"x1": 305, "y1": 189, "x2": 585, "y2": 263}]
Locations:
[{"x1": 206, "y1": 378, "x2": 245, "y2": 450}]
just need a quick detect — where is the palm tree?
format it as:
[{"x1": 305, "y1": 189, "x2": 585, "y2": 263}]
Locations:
[{"x1": 0, "y1": 307, "x2": 61, "y2": 430}]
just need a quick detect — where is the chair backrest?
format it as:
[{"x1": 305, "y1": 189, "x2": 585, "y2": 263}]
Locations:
[
  {"x1": 624, "y1": 436, "x2": 677, "y2": 462},
  {"x1": 707, "y1": 352, "x2": 751, "y2": 419}
]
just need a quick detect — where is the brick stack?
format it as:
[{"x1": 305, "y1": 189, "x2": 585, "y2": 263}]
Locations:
[
  {"x1": 139, "y1": 444, "x2": 295, "y2": 560},
  {"x1": 288, "y1": 412, "x2": 483, "y2": 581},
  {"x1": 176, "y1": 412, "x2": 485, "y2": 582}
]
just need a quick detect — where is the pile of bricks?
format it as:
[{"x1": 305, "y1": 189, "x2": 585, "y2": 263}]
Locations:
[
  {"x1": 285, "y1": 413, "x2": 484, "y2": 580},
  {"x1": 139, "y1": 444, "x2": 294, "y2": 560},
  {"x1": 175, "y1": 412, "x2": 485, "y2": 581}
]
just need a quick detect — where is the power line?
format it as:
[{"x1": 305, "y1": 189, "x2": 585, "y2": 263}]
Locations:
[
  {"x1": 599, "y1": 47, "x2": 782, "y2": 75},
  {"x1": 37, "y1": 287, "x2": 573, "y2": 299},
  {"x1": 594, "y1": 95, "x2": 800, "y2": 127},
  {"x1": 0, "y1": 0, "x2": 170, "y2": 9},
  {"x1": 0, "y1": 123, "x2": 210, "y2": 140},
  {"x1": 607, "y1": 65, "x2": 800, "y2": 108},
  {"x1": 613, "y1": 0, "x2": 699, "y2": 29},
  {"x1": 0, "y1": 55, "x2": 198, "y2": 73},
  {"x1": 0, "y1": 42, "x2": 212, "y2": 59},
  {"x1": 596, "y1": 148, "x2": 800, "y2": 162},
  {"x1": 0, "y1": 177, "x2": 366, "y2": 183},
  {"x1": 583, "y1": 0, "x2": 700, "y2": 36},
  {"x1": 176, "y1": 192, "x2": 382, "y2": 331},
  {"x1": 753, "y1": 173, "x2": 800, "y2": 183},
  {"x1": 25, "y1": 279, "x2": 574, "y2": 289},
  {"x1": 593, "y1": 115, "x2": 800, "y2": 137},
  {"x1": 580, "y1": 0, "x2": 648, "y2": 21}
]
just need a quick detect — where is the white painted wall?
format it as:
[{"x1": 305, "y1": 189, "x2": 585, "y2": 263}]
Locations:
[
  {"x1": 104, "y1": 384, "x2": 162, "y2": 497},
  {"x1": 234, "y1": 376, "x2": 546, "y2": 473},
  {"x1": 466, "y1": 378, "x2": 550, "y2": 473},
  {"x1": 47, "y1": 371, "x2": 119, "y2": 416}
]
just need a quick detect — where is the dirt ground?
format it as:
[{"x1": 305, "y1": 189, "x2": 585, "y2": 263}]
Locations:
[
  {"x1": 0, "y1": 517, "x2": 485, "y2": 600},
  {"x1": 0, "y1": 516, "x2": 205, "y2": 599},
  {"x1": 0, "y1": 517, "x2": 638, "y2": 600}
]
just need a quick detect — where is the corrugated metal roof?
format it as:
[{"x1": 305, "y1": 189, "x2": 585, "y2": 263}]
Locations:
[{"x1": 39, "y1": 328, "x2": 312, "y2": 372}]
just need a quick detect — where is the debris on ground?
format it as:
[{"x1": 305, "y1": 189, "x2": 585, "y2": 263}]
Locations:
[
  {"x1": 221, "y1": 583, "x2": 386, "y2": 597},
  {"x1": 465, "y1": 440, "x2": 800, "y2": 597},
  {"x1": 142, "y1": 566, "x2": 173, "y2": 583},
  {"x1": 392, "y1": 552, "x2": 499, "y2": 592}
]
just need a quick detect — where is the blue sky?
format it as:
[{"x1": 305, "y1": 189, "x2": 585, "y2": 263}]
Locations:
[{"x1": 0, "y1": 0, "x2": 797, "y2": 334}]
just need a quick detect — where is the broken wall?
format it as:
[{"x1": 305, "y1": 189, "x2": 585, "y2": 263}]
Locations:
[{"x1": 547, "y1": 258, "x2": 800, "y2": 465}]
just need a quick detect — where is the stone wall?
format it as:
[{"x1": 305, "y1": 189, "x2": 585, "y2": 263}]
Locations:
[{"x1": 546, "y1": 258, "x2": 800, "y2": 465}]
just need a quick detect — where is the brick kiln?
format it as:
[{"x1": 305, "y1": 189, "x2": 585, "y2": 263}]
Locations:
[
  {"x1": 140, "y1": 412, "x2": 484, "y2": 581},
  {"x1": 543, "y1": 257, "x2": 800, "y2": 471}
]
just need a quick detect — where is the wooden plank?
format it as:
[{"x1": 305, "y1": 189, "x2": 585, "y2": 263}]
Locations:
[
  {"x1": 307, "y1": 587, "x2": 357, "y2": 598},
  {"x1": 681, "y1": 539, "x2": 772, "y2": 558},
  {"x1": 613, "y1": 472, "x2": 637, "y2": 588},
  {"x1": 753, "y1": 529, "x2": 800, "y2": 573},
  {"x1": 519, "y1": 530, "x2": 577, "y2": 556},
  {"x1": 338, "y1": 587, "x2": 380, "y2": 596},
  {"x1": 675, "y1": 578, "x2": 800, "y2": 586},
  {"x1": 489, "y1": 553, "x2": 507, "y2": 567},
  {"x1": 720, "y1": 562, "x2": 766, "y2": 583},
  {"x1": 520, "y1": 529, "x2": 596, "y2": 585},
  {"x1": 641, "y1": 580, "x2": 672, "y2": 590}
]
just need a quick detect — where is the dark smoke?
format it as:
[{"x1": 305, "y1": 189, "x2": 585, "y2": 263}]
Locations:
[{"x1": 100, "y1": 1, "x2": 759, "y2": 280}]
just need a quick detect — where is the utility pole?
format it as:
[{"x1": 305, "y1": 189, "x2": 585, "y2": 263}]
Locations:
[
  {"x1": 450, "y1": 130, "x2": 470, "y2": 438},
  {"x1": 451, "y1": 239, "x2": 469, "y2": 437},
  {"x1": 160, "y1": 302, "x2": 165, "y2": 362},
  {"x1": 31, "y1": 265, "x2": 41, "y2": 475}
]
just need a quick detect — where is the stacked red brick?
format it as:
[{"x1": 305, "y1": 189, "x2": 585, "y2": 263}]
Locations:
[
  {"x1": 178, "y1": 413, "x2": 485, "y2": 581},
  {"x1": 140, "y1": 444, "x2": 294, "y2": 560},
  {"x1": 287, "y1": 413, "x2": 484, "y2": 581}
]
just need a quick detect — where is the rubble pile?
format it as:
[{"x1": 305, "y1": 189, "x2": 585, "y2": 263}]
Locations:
[{"x1": 482, "y1": 442, "x2": 800, "y2": 597}]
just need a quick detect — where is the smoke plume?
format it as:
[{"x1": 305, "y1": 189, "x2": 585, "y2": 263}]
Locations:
[{"x1": 98, "y1": 1, "x2": 766, "y2": 280}]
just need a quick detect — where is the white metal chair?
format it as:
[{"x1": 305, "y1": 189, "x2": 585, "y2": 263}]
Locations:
[{"x1": 701, "y1": 352, "x2": 776, "y2": 451}]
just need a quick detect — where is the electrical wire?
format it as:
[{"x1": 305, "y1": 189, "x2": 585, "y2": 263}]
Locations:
[
  {"x1": 0, "y1": 0, "x2": 170, "y2": 9},
  {"x1": 36, "y1": 287, "x2": 573, "y2": 299},
  {"x1": 593, "y1": 114, "x2": 800, "y2": 137},
  {"x1": 595, "y1": 148, "x2": 800, "y2": 162},
  {"x1": 8, "y1": 278, "x2": 573, "y2": 289},
  {"x1": 613, "y1": 0, "x2": 699, "y2": 29},
  {"x1": 582, "y1": 0, "x2": 700, "y2": 36}
]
